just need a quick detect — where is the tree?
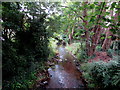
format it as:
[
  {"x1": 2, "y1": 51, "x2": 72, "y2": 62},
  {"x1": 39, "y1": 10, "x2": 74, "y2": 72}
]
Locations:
[
  {"x1": 102, "y1": 2, "x2": 120, "y2": 51},
  {"x1": 2, "y1": 2, "x2": 50, "y2": 89}
]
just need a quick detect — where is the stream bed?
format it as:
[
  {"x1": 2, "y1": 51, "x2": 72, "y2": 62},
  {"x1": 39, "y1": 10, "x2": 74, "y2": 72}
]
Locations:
[{"x1": 46, "y1": 46, "x2": 86, "y2": 88}]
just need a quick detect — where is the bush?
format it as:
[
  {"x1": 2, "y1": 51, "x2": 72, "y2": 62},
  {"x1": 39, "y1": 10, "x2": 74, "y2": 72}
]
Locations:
[
  {"x1": 2, "y1": 2, "x2": 50, "y2": 89},
  {"x1": 107, "y1": 49, "x2": 114, "y2": 58},
  {"x1": 65, "y1": 42, "x2": 88, "y2": 63},
  {"x1": 65, "y1": 42, "x2": 81, "y2": 55},
  {"x1": 3, "y1": 71, "x2": 36, "y2": 89},
  {"x1": 81, "y1": 56, "x2": 120, "y2": 88},
  {"x1": 77, "y1": 49, "x2": 88, "y2": 63},
  {"x1": 48, "y1": 38, "x2": 58, "y2": 59},
  {"x1": 96, "y1": 45, "x2": 102, "y2": 51}
]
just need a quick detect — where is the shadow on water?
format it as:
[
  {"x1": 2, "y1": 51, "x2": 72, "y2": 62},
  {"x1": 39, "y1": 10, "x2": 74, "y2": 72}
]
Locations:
[{"x1": 46, "y1": 46, "x2": 86, "y2": 88}]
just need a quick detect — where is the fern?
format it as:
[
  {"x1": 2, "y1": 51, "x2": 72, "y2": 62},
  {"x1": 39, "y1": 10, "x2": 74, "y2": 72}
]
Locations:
[{"x1": 81, "y1": 56, "x2": 120, "y2": 88}]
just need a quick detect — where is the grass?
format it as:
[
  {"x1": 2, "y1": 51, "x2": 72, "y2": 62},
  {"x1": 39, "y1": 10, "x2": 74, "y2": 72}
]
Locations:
[
  {"x1": 65, "y1": 42, "x2": 81, "y2": 55},
  {"x1": 66, "y1": 42, "x2": 88, "y2": 63}
]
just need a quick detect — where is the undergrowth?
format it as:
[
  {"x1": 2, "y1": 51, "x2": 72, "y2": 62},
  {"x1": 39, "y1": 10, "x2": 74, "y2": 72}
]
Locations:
[{"x1": 81, "y1": 56, "x2": 120, "y2": 88}]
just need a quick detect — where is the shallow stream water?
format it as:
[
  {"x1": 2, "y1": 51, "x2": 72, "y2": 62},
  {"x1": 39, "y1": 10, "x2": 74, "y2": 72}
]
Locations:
[{"x1": 46, "y1": 46, "x2": 86, "y2": 88}]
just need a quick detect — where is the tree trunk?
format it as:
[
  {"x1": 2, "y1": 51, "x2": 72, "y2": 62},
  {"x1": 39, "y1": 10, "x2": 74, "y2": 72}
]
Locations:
[
  {"x1": 68, "y1": 26, "x2": 74, "y2": 44},
  {"x1": 102, "y1": 4, "x2": 116, "y2": 51},
  {"x1": 102, "y1": 28, "x2": 112, "y2": 51},
  {"x1": 82, "y1": 2, "x2": 90, "y2": 56},
  {"x1": 89, "y1": 25, "x2": 101, "y2": 56},
  {"x1": 89, "y1": 2, "x2": 105, "y2": 56},
  {"x1": 69, "y1": 33, "x2": 72, "y2": 44}
]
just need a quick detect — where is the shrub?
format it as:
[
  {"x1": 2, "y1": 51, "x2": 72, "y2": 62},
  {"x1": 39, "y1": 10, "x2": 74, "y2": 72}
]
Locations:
[
  {"x1": 65, "y1": 42, "x2": 88, "y2": 63},
  {"x1": 81, "y1": 56, "x2": 120, "y2": 88},
  {"x1": 65, "y1": 42, "x2": 81, "y2": 55},
  {"x1": 3, "y1": 71, "x2": 36, "y2": 89},
  {"x1": 2, "y1": 2, "x2": 50, "y2": 89},
  {"x1": 48, "y1": 38, "x2": 58, "y2": 59},
  {"x1": 96, "y1": 45, "x2": 102, "y2": 51},
  {"x1": 77, "y1": 49, "x2": 88, "y2": 63},
  {"x1": 107, "y1": 49, "x2": 114, "y2": 58}
]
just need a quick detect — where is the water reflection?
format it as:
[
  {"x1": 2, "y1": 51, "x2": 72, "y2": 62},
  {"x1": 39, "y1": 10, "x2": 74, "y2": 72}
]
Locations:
[{"x1": 46, "y1": 47, "x2": 85, "y2": 88}]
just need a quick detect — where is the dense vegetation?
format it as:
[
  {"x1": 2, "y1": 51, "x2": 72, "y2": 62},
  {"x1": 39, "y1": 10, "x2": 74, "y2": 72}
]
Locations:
[
  {"x1": 1, "y1": 1, "x2": 120, "y2": 89},
  {"x1": 2, "y1": 2, "x2": 49, "y2": 89},
  {"x1": 81, "y1": 56, "x2": 120, "y2": 88}
]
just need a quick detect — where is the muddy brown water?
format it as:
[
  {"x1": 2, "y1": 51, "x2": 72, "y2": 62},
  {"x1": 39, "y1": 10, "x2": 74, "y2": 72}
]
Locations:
[{"x1": 46, "y1": 46, "x2": 86, "y2": 88}]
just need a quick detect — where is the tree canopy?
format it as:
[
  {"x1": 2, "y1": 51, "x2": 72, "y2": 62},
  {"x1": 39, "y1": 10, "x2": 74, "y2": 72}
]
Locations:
[{"x1": 1, "y1": 1, "x2": 120, "y2": 89}]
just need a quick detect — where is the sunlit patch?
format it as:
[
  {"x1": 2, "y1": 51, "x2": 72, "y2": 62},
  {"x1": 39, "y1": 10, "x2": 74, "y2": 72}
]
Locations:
[
  {"x1": 59, "y1": 59, "x2": 63, "y2": 62},
  {"x1": 65, "y1": 59, "x2": 67, "y2": 61}
]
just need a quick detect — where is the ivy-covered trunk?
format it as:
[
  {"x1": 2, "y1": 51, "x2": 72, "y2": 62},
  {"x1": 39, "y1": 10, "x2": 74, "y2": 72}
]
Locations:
[
  {"x1": 102, "y1": 28, "x2": 113, "y2": 51},
  {"x1": 89, "y1": 2, "x2": 105, "y2": 56},
  {"x1": 82, "y1": 2, "x2": 91, "y2": 56},
  {"x1": 90, "y1": 25, "x2": 101, "y2": 56},
  {"x1": 102, "y1": 8, "x2": 114, "y2": 51}
]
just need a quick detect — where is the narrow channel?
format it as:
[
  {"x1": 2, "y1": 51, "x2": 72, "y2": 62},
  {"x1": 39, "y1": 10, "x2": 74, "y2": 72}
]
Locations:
[{"x1": 46, "y1": 46, "x2": 86, "y2": 88}]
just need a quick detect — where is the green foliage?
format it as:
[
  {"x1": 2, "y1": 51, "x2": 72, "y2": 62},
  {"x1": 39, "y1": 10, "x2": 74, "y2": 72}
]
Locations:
[
  {"x1": 2, "y1": 1, "x2": 120, "y2": 89},
  {"x1": 2, "y1": 2, "x2": 23, "y2": 31},
  {"x1": 100, "y1": 36, "x2": 105, "y2": 40},
  {"x1": 2, "y1": 2, "x2": 49, "y2": 89},
  {"x1": 65, "y1": 42, "x2": 88, "y2": 63},
  {"x1": 48, "y1": 38, "x2": 58, "y2": 59},
  {"x1": 76, "y1": 49, "x2": 88, "y2": 63},
  {"x1": 81, "y1": 56, "x2": 120, "y2": 88},
  {"x1": 65, "y1": 42, "x2": 81, "y2": 55},
  {"x1": 3, "y1": 71, "x2": 36, "y2": 89},
  {"x1": 107, "y1": 49, "x2": 114, "y2": 58},
  {"x1": 96, "y1": 45, "x2": 102, "y2": 51}
]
